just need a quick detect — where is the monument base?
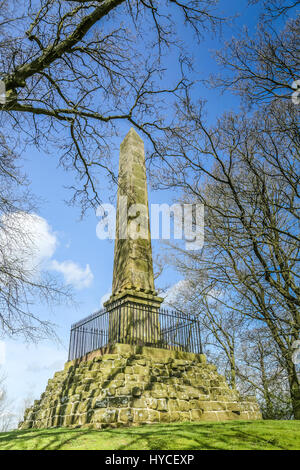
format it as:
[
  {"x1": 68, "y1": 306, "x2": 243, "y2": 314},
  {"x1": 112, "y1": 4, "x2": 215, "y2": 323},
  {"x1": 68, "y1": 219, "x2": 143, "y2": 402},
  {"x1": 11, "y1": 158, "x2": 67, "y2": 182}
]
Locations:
[
  {"x1": 104, "y1": 290, "x2": 164, "y2": 346},
  {"x1": 19, "y1": 344, "x2": 261, "y2": 430}
]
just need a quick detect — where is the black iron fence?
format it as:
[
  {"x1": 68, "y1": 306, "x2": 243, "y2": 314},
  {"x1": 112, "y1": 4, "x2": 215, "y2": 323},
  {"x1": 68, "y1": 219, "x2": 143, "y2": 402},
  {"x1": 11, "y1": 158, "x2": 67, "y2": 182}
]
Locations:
[{"x1": 68, "y1": 301, "x2": 203, "y2": 361}]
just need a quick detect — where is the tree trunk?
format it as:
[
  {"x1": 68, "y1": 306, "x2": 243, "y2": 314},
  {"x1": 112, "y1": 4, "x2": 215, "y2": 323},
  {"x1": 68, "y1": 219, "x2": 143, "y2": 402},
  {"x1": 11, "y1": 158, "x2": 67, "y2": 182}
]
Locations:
[
  {"x1": 229, "y1": 346, "x2": 236, "y2": 389},
  {"x1": 286, "y1": 359, "x2": 300, "y2": 420},
  {"x1": 259, "y1": 348, "x2": 274, "y2": 418}
]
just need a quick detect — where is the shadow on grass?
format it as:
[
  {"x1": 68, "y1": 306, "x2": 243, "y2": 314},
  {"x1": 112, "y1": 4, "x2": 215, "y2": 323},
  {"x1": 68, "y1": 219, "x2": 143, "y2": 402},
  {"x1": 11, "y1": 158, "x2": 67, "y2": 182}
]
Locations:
[
  {"x1": 0, "y1": 421, "x2": 295, "y2": 451},
  {"x1": 0, "y1": 428, "x2": 93, "y2": 451},
  {"x1": 110, "y1": 421, "x2": 290, "y2": 451}
]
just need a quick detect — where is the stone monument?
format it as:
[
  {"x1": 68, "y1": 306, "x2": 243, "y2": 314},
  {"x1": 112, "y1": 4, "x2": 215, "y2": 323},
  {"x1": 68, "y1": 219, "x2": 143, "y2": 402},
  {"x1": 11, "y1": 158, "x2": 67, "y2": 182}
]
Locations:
[
  {"x1": 19, "y1": 129, "x2": 261, "y2": 430},
  {"x1": 104, "y1": 128, "x2": 163, "y2": 345}
]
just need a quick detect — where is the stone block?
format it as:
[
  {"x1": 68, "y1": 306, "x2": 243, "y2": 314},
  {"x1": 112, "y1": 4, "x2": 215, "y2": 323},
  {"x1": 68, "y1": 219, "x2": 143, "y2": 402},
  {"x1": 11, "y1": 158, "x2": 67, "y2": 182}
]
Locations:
[
  {"x1": 113, "y1": 360, "x2": 126, "y2": 369},
  {"x1": 132, "y1": 397, "x2": 147, "y2": 408},
  {"x1": 114, "y1": 373, "x2": 125, "y2": 381},
  {"x1": 216, "y1": 411, "x2": 239, "y2": 421},
  {"x1": 185, "y1": 387, "x2": 200, "y2": 399},
  {"x1": 93, "y1": 398, "x2": 108, "y2": 408},
  {"x1": 177, "y1": 392, "x2": 189, "y2": 400},
  {"x1": 178, "y1": 400, "x2": 190, "y2": 411},
  {"x1": 173, "y1": 359, "x2": 188, "y2": 367},
  {"x1": 92, "y1": 409, "x2": 117, "y2": 424},
  {"x1": 112, "y1": 343, "x2": 135, "y2": 355},
  {"x1": 109, "y1": 396, "x2": 131, "y2": 408},
  {"x1": 118, "y1": 408, "x2": 133, "y2": 424},
  {"x1": 132, "y1": 386, "x2": 142, "y2": 397},
  {"x1": 200, "y1": 411, "x2": 219, "y2": 421},
  {"x1": 168, "y1": 399, "x2": 179, "y2": 411},
  {"x1": 133, "y1": 365, "x2": 149, "y2": 375},
  {"x1": 126, "y1": 375, "x2": 147, "y2": 384},
  {"x1": 167, "y1": 387, "x2": 180, "y2": 399},
  {"x1": 65, "y1": 403, "x2": 74, "y2": 415},
  {"x1": 79, "y1": 413, "x2": 90, "y2": 425},
  {"x1": 148, "y1": 410, "x2": 160, "y2": 422},
  {"x1": 159, "y1": 411, "x2": 170, "y2": 423},
  {"x1": 136, "y1": 358, "x2": 147, "y2": 366},
  {"x1": 116, "y1": 386, "x2": 132, "y2": 396},
  {"x1": 169, "y1": 411, "x2": 181, "y2": 422},
  {"x1": 103, "y1": 387, "x2": 116, "y2": 397},
  {"x1": 226, "y1": 402, "x2": 241, "y2": 412},
  {"x1": 190, "y1": 409, "x2": 203, "y2": 420},
  {"x1": 157, "y1": 399, "x2": 168, "y2": 411},
  {"x1": 146, "y1": 397, "x2": 158, "y2": 409},
  {"x1": 63, "y1": 415, "x2": 75, "y2": 426},
  {"x1": 133, "y1": 409, "x2": 149, "y2": 423},
  {"x1": 178, "y1": 412, "x2": 190, "y2": 422},
  {"x1": 152, "y1": 389, "x2": 169, "y2": 399}
]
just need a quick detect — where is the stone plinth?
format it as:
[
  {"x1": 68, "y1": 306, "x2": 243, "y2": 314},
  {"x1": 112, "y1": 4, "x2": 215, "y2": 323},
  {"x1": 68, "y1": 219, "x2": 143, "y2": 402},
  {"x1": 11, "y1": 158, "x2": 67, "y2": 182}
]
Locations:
[
  {"x1": 19, "y1": 344, "x2": 261, "y2": 430},
  {"x1": 105, "y1": 291, "x2": 163, "y2": 346}
]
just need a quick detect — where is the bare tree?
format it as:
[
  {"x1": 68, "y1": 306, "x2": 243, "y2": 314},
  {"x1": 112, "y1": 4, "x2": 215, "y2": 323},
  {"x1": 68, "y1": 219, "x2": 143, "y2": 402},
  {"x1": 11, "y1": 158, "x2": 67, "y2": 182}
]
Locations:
[
  {"x1": 165, "y1": 275, "x2": 293, "y2": 416},
  {"x1": 164, "y1": 277, "x2": 247, "y2": 390},
  {"x1": 157, "y1": 100, "x2": 300, "y2": 417},
  {"x1": 249, "y1": 0, "x2": 300, "y2": 20},
  {"x1": 0, "y1": 0, "x2": 222, "y2": 211},
  {"x1": 0, "y1": 0, "x2": 223, "y2": 340},
  {"x1": 0, "y1": 132, "x2": 71, "y2": 340},
  {"x1": 152, "y1": 4, "x2": 300, "y2": 418},
  {"x1": 0, "y1": 369, "x2": 16, "y2": 431},
  {"x1": 211, "y1": 10, "x2": 299, "y2": 105},
  {"x1": 238, "y1": 327, "x2": 293, "y2": 419}
]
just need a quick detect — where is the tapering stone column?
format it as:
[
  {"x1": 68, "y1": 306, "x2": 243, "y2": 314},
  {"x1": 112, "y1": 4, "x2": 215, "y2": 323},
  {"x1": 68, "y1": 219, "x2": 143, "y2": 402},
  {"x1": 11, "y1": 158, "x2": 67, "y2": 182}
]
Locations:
[{"x1": 104, "y1": 128, "x2": 163, "y2": 345}]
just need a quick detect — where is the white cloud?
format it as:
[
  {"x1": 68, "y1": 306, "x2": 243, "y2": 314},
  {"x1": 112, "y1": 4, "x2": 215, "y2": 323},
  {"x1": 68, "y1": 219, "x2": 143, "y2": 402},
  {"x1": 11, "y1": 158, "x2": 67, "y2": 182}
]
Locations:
[
  {"x1": 100, "y1": 291, "x2": 111, "y2": 308},
  {"x1": 0, "y1": 212, "x2": 57, "y2": 273},
  {"x1": 0, "y1": 211, "x2": 94, "y2": 291},
  {"x1": 50, "y1": 260, "x2": 94, "y2": 290},
  {"x1": 162, "y1": 279, "x2": 190, "y2": 306},
  {"x1": 26, "y1": 359, "x2": 65, "y2": 373},
  {"x1": 163, "y1": 280, "x2": 223, "y2": 309},
  {"x1": 3, "y1": 340, "x2": 66, "y2": 416}
]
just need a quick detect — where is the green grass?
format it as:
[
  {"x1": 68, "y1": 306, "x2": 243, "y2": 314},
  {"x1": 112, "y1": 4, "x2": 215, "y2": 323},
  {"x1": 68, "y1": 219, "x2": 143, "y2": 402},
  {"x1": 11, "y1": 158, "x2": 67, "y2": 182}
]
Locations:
[{"x1": 0, "y1": 421, "x2": 299, "y2": 450}]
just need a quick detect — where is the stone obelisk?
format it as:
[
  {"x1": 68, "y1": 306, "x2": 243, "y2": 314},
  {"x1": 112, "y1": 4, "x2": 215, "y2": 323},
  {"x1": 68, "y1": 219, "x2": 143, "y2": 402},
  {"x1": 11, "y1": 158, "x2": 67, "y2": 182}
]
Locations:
[
  {"x1": 19, "y1": 130, "x2": 262, "y2": 431},
  {"x1": 104, "y1": 128, "x2": 163, "y2": 345}
]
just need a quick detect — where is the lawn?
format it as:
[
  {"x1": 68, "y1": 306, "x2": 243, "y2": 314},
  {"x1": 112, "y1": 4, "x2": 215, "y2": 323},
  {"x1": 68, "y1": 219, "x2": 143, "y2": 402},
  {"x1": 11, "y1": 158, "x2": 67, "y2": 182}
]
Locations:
[{"x1": 0, "y1": 420, "x2": 299, "y2": 450}]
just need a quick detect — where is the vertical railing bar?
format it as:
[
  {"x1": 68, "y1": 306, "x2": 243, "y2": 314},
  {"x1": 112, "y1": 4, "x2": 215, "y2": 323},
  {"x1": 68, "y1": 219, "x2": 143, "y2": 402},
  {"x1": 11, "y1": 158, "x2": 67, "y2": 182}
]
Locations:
[{"x1": 68, "y1": 304, "x2": 204, "y2": 360}]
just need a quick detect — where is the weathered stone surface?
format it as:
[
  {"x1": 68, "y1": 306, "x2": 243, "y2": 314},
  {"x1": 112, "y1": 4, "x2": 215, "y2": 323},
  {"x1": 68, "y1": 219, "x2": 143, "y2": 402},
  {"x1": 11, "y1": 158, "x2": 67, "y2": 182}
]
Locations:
[
  {"x1": 118, "y1": 408, "x2": 133, "y2": 424},
  {"x1": 100, "y1": 129, "x2": 164, "y2": 348},
  {"x1": 133, "y1": 409, "x2": 149, "y2": 423},
  {"x1": 109, "y1": 128, "x2": 155, "y2": 297},
  {"x1": 19, "y1": 344, "x2": 261, "y2": 430}
]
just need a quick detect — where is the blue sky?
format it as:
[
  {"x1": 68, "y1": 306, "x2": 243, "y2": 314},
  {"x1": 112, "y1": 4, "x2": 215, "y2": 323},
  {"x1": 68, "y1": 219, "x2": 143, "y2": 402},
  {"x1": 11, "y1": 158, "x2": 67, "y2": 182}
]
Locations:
[{"x1": 1, "y1": 0, "x2": 267, "y2": 423}]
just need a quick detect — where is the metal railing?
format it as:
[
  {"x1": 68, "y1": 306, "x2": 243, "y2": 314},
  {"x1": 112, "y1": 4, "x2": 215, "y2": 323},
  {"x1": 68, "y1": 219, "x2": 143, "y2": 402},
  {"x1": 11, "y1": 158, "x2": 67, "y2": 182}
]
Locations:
[{"x1": 68, "y1": 301, "x2": 203, "y2": 361}]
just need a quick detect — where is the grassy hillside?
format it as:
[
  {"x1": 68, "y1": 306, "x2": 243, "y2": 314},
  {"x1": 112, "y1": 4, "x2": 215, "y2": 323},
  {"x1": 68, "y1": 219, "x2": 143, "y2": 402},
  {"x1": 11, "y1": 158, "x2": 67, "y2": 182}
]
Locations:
[{"x1": 0, "y1": 420, "x2": 299, "y2": 450}]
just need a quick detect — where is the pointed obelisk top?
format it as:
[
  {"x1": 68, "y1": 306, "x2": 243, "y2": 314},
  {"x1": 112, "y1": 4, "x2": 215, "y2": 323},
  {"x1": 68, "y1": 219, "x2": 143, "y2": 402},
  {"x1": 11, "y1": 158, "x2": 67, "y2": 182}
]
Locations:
[{"x1": 123, "y1": 127, "x2": 143, "y2": 141}]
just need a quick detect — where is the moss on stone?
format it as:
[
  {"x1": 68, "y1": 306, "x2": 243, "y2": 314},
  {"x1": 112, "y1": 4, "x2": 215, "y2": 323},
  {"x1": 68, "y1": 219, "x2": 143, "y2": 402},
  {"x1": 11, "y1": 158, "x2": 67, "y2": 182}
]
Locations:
[{"x1": 19, "y1": 345, "x2": 262, "y2": 430}]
